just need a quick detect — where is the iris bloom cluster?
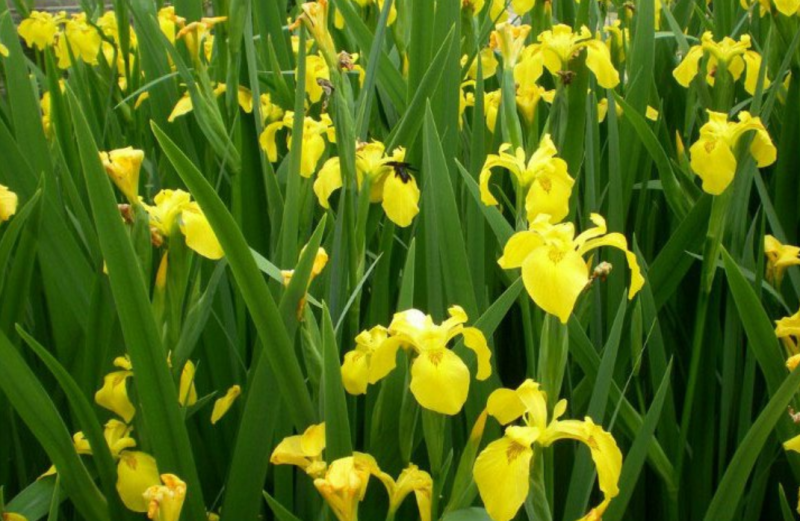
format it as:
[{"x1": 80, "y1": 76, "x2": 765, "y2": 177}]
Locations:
[{"x1": 271, "y1": 423, "x2": 433, "y2": 521}]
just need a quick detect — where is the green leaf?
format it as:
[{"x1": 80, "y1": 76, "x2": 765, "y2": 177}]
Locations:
[
  {"x1": 322, "y1": 303, "x2": 353, "y2": 460},
  {"x1": 0, "y1": 329, "x2": 108, "y2": 521},
  {"x1": 702, "y1": 364, "x2": 800, "y2": 521},
  {"x1": 67, "y1": 90, "x2": 207, "y2": 521}
]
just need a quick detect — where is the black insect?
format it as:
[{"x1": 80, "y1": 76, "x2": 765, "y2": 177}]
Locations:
[{"x1": 385, "y1": 161, "x2": 418, "y2": 183}]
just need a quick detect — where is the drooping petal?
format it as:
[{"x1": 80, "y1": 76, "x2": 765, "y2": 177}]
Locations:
[
  {"x1": 368, "y1": 336, "x2": 404, "y2": 384},
  {"x1": 168, "y1": 94, "x2": 194, "y2": 122},
  {"x1": 462, "y1": 327, "x2": 492, "y2": 380},
  {"x1": 521, "y1": 246, "x2": 589, "y2": 324},
  {"x1": 409, "y1": 349, "x2": 470, "y2": 415},
  {"x1": 314, "y1": 157, "x2": 343, "y2": 209},
  {"x1": 473, "y1": 427, "x2": 538, "y2": 521},
  {"x1": 342, "y1": 350, "x2": 371, "y2": 395},
  {"x1": 743, "y1": 51, "x2": 769, "y2": 95},
  {"x1": 180, "y1": 203, "x2": 224, "y2": 260},
  {"x1": 95, "y1": 370, "x2": 136, "y2": 423},
  {"x1": 211, "y1": 385, "x2": 241, "y2": 424},
  {"x1": 673, "y1": 45, "x2": 704, "y2": 87},
  {"x1": 259, "y1": 120, "x2": 285, "y2": 162},
  {"x1": 117, "y1": 451, "x2": 160, "y2": 512},
  {"x1": 689, "y1": 136, "x2": 738, "y2": 195},
  {"x1": 381, "y1": 171, "x2": 420, "y2": 228},
  {"x1": 540, "y1": 418, "x2": 622, "y2": 504},
  {"x1": 584, "y1": 40, "x2": 620, "y2": 88},
  {"x1": 774, "y1": 0, "x2": 800, "y2": 16}
]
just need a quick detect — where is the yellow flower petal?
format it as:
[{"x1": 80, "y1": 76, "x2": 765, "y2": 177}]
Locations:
[
  {"x1": 314, "y1": 157, "x2": 343, "y2": 209},
  {"x1": 473, "y1": 427, "x2": 538, "y2": 521},
  {"x1": 673, "y1": 45, "x2": 704, "y2": 87},
  {"x1": 775, "y1": 0, "x2": 800, "y2": 16},
  {"x1": 462, "y1": 327, "x2": 492, "y2": 380},
  {"x1": 578, "y1": 232, "x2": 645, "y2": 300},
  {"x1": 168, "y1": 93, "x2": 194, "y2": 122},
  {"x1": 180, "y1": 202, "x2": 224, "y2": 260},
  {"x1": 95, "y1": 370, "x2": 136, "y2": 423},
  {"x1": 259, "y1": 120, "x2": 286, "y2": 162},
  {"x1": 409, "y1": 348, "x2": 470, "y2": 415},
  {"x1": 689, "y1": 135, "x2": 738, "y2": 195},
  {"x1": 522, "y1": 246, "x2": 589, "y2": 324},
  {"x1": 585, "y1": 40, "x2": 620, "y2": 89},
  {"x1": 0, "y1": 184, "x2": 19, "y2": 222},
  {"x1": 211, "y1": 385, "x2": 241, "y2": 424},
  {"x1": 270, "y1": 422, "x2": 326, "y2": 471},
  {"x1": 381, "y1": 170, "x2": 420, "y2": 228},
  {"x1": 117, "y1": 451, "x2": 160, "y2": 512}
]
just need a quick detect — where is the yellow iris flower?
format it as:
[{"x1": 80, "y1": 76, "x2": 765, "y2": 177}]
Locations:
[
  {"x1": 176, "y1": 16, "x2": 227, "y2": 62},
  {"x1": 499, "y1": 213, "x2": 644, "y2": 324},
  {"x1": 55, "y1": 14, "x2": 103, "y2": 69},
  {"x1": 473, "y1": 379, "x2": 622, "y2": 521},
  {"x1": 73, "y1": 419, "x2": 137, "y2": 458},
  {"x1": 95, "y1": 357, "x2": 136, "y2": 422},
  {"x1": 774, "y1": 0, "x2": 800, "y2": 15},
  {"x1": 514, "y1": 51, "x2": 551, "y2": 125},
  {"x1": 374, "y1": 464, "x2": 433, "y2": 521},
  {"x1": 688, "y1": 110, "x2": 776, "y2": 195},
  {"x1": 18, "y1": 11, "x2": 61, "y2": 50},
  {"x1": 464, "y1": 0, "x2": 508, "y2": 21},
  {"x1": 315, "y1": 141, "x2": 420, "y2": 228},
  {"x1": 145, "y1": 189, "x2": 224, "y2": 260},
  {"x1": 258, "y1": 92, "x2": 285, "y2": 124},
  {"x1": 673, "y1": 32, "x2": 769, "y2": 96},
  {"x1": 117, "y1": 451, "x2": 161, "y2": 512},
  {"x1": 100, "y1": 147, "x2": 144, "y2": 204},
  {"x1": 2, "y1": 513, "x2": 28, "y2": 521},
  {"x1": 527, "y1": 24, "x2": 620, "y2": 88},
  {"x1": 158, "y1": 7, "x2": 186, "y2": 44},
  {"x1": 765, "y1": 235, "x2": 800, "y2": 287},
  {"x1": 143, "y1": 474, "x2": 187, "y2": 521},
  {"x1": 211, "y1": 384, "x2": 241, "y2": 424},
  {"x1": 0, "y1": 184, "x2": 18, "y2": 222},
  {"x1": 342, "y1": 305, "x2": 492, "y2": 415},
  {"x1": 480, "y1": 134, "x2": 575, "y2": 223},
  {"x1": 260, "y1": 111, "x2": 336, "y2": 178},
  {"x1": 490, "y1": 22, "x2": 531, "y2": 69},
  {"x1": 291, "y1": 0, "x2": 338, "y2": 68},
  {"x1": 281, "y1": 246, "x2": 329, "y2": 287},
  {"x1": 270, "y1": 422, "x2": 328, "y2": 476}
]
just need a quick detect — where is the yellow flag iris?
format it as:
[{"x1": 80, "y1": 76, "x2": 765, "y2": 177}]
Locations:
[
  {"x1": 260, "y1": 111, "x2": 335, "y2": 178},
  {"x1": 55, "y1": 14, "x2": 102, "y2": 69},
  {"x1": 374, "y1": 464, "x2": 433, "y2": 521},
  {"x1": 145, "y1": 189, "x2": 224, "y2": 260},
  {"x1": 462, "y1": 49, "x2": 499, "y2": 80},
  {"x1": 480, "y1": 134, "x2": 575, "y2": 223},
  {"x1": 673, "y1": 32, "x2": 769, "y2": 95},
  {"x1": 499, "y1": 213, "x2": 644, "y2": 324},
  {"x1": 18, "y1": 11, "x2": 61, "y2": 50},
  {"x1": 73, "y1": 419, "x2": 137, "y2": 458},
  {"x1": 168, "y1": 84, "x2": 253, "y2": 122},
  {"x1": 473, "y1": 379, "x2": 622, "y2": 521},
  {"x1": 158, "y1": 6, "x2": 185, "y2": 44},
  {"x1": 490, "y1": 22, "x2": 531, "y2": 69},
  {"x1": 765, "y1": 235, "x2": 800, "y2": 287},
  {"x1": 291, "y1": 0, "x2": 338, "y2": 68},
  {"x1": 176, "y1": 16, "x2": 227, "y2": 62},
  {"x1": 688, "y1": 110, "x2": 776, "y2": 195},
  {"x1": 315, "y1": 141, "x2": 420, "y2": 228},
  {"x1": 100, "y1": 147, "x2": 144, "y2": 204},
  {"x1": 2, "y1": 513, "x2": 28, "y2": 521},
  {"x1": 270, "y1": 422, "x2": 328, "y2": 476},
  {"x1": 342, "y1": 305, "x2": 492, "y2": 415},
  {"x1": 178, "y1": 361, "x2": 198, "y2": 407},
  {"x1": 524, "y1": 24, "x2": 620, "y2": 88},
  {"x1": 143, "y1": 474, "x2": 187, "y2": 521},
  {"x1": 0, "y1": 185, "x2": 18, "y2": 222}
]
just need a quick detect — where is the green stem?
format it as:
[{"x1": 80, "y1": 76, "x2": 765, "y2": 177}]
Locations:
[{"x1": 500, "y1": 67, "x2": 523, "y2": 150}]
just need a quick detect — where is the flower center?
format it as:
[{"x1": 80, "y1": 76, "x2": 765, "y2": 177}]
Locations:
[{"x1": 505, "y1": 441, "x2": 527, "y2": 463}]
